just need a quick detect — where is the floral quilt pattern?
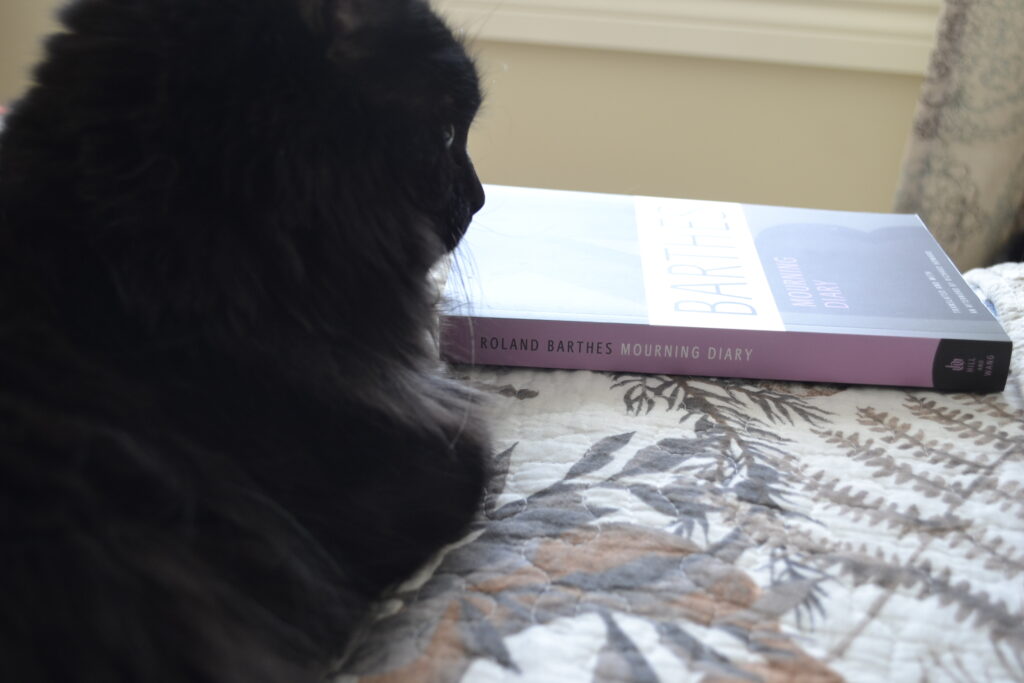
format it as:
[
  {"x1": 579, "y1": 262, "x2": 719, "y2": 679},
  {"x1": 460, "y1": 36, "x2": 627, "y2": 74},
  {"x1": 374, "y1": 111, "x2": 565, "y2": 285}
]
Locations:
[{"x1": 336, "y1": 265, "x2": 1024, "y2": 683}]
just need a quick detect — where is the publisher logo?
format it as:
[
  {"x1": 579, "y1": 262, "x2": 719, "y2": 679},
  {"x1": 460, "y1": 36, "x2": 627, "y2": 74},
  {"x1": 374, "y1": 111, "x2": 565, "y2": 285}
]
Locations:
[{"x1": 933, "y1": 340, "x2": 1006, "y2": 392}]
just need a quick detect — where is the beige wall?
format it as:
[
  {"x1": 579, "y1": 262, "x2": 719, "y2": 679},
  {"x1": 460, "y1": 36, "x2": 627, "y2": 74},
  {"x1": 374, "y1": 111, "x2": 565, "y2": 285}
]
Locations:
[
  {"x1": 0, "y1": 0, "x2": 61, "y2": 104},
  {"x1": 468, "y1": 41, "x2": 923, "y2": 213},
  {"x1": 0, "y1": 3, "x2": 923, "y2": 213}
]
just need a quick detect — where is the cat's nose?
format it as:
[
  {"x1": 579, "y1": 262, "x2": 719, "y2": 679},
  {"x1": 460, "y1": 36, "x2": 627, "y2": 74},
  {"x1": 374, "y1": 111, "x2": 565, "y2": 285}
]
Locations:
[
  {"x1": 471, "y1": 180, "x2": 485, "y2": 215},
  {"x1": 466, "y1": 159, "x2": 484, "y2": 215}
]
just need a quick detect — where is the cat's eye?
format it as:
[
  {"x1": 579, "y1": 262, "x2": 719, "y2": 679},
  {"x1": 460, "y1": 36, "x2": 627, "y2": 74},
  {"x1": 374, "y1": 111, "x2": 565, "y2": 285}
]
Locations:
[{"x1": 443, "y1": 124, "x2": 456, "y2": 149}]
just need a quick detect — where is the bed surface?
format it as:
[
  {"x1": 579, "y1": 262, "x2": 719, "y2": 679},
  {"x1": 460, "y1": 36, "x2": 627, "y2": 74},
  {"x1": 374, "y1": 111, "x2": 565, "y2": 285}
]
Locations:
[{"x1": 338, "y1": 262, "x2": 1024, "y2": 683}]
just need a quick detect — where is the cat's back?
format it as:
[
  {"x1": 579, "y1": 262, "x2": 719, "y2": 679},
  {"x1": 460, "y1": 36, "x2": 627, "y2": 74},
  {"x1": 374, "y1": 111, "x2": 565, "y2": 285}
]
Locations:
[
  {"x1": 0, "y1": 0, "x2": 491, "y2": 679},
  {"x1": 0, "y1": 321, "x2": 372, "y2": 683}
]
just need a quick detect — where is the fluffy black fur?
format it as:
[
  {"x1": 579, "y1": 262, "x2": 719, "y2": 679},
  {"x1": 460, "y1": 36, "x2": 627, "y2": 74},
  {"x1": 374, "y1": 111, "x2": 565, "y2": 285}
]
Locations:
[{"x1": 0, "y1": 1, "x2": 489, "y2": 681}]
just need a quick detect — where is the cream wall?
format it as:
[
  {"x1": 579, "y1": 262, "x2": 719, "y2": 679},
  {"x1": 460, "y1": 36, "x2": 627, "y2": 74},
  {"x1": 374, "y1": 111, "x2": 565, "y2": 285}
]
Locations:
[
  {"x1": 0, "y1": 2, "x2": 923, "y2": 213},
  {"x1": 0, "y1": 0, "x2": 61, "y2": 104},
  {"x1": 468, "y1": 41, "x2": 923, "y2": 213}
]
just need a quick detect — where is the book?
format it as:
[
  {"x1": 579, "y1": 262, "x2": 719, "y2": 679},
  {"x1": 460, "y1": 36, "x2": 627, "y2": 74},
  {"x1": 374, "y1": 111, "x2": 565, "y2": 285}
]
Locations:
[{"x1": 439, "y1": 185, "x2": 1014, "y2": 392}]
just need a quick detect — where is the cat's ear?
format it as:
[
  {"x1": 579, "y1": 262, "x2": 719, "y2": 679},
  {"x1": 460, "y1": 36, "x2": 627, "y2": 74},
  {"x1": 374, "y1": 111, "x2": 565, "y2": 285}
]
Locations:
[
  {"x1": 333, "y1": 0, "x2": 375, "y2": 33},
  {"x1": 296, "y1": 0, "x2": 330, "y2": 32},
  {"x1": 317, "y1": 0, "x2": 417, "y2": 34}
]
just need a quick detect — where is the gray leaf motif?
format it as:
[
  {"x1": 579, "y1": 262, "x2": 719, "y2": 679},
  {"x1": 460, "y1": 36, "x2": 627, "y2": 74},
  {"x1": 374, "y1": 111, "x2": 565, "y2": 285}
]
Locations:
[
  {"x1": 614, "y1": 438, "x2": 700, "y2": 479},
  {"x1": 486, "y1": 443, "x2": 518, "y2": 503},
  {"x1": 694, "y1": 415, "x2": 717, "y2": 433},
  {"x1": 594, "y1": 611, "x2": 659, "y2": 683},
  {"x1": 662, "y1": 485, "x2": 717, "y2": 540},
  {"x1": 656, "y1": 623, "x2": 756, "y2": 681},
  {"x1": 565, "y1": 432, "x2": 635, "y2": 481},
  {"x1": 627, "y1": 483, "x2": 680, "y2": 517},
  {"x1": 732, "y1": 463, "x2": 791, "y2": 512},
  {"x1": 485, "y1": 443, "x2": 529, "y2": 521},
  {"x1": 459, "y1": 598, "x2": 520, "y2": 673}
]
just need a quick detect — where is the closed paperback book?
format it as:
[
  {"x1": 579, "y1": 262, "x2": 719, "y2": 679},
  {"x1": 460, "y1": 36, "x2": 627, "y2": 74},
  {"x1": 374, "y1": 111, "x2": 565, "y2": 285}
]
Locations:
[{"x1": 440, "y1": 185, "x2": 1013, "y2": 392}]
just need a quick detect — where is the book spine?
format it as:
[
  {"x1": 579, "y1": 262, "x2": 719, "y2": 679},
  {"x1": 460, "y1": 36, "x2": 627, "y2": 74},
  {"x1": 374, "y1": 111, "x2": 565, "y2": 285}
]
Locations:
[
  {"x1": 930, "y1": 338, "x2": 1012, "y2": 392},
  {"x1": 441, "y1": 316, "x2": 1011, "y2": 392}
]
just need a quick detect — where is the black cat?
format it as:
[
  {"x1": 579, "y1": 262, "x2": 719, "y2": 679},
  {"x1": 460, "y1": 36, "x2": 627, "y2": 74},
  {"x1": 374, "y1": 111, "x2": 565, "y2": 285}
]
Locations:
[{"x1": 0, "y1": 1, "x2": 489, "y2": 681}]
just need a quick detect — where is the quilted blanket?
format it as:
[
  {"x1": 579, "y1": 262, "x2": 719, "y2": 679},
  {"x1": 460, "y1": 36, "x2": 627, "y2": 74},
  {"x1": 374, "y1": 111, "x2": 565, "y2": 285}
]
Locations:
[{"x1": 337, "y1": 262, "x2": 1024, "y2": 683}]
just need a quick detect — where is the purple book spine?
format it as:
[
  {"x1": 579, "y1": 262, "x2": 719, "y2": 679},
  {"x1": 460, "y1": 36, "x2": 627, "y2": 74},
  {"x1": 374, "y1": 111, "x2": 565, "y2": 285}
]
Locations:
[{"x1": 441, "y1": 316, "x2": 1010, "y2": 391}]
